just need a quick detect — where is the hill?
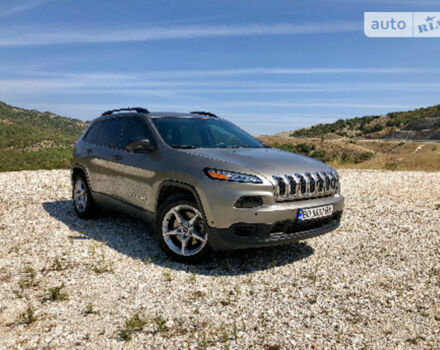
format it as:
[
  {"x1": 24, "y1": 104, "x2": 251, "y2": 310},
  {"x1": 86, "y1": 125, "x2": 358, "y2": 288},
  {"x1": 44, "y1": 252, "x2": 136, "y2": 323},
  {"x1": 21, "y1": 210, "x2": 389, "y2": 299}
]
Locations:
[
  {"x1": 287, "y1": 104, "x2": 440, "y2": 140},
  {"x1": 259, "y1": 137, "x2": 440, "y2": 171},
  {"x1": 0, "y1": 100, "x2": 439, "y2": 172},
  {"x1": 0, "y1": 101, "x2": 87, "y2": 171}
]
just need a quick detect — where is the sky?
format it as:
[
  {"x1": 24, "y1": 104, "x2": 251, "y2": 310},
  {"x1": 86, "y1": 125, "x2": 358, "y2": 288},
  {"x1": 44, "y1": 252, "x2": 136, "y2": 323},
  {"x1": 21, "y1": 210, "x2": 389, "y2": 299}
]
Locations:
[{"x1": 0, "y1": 0, "x2": 440, "y2": 135}]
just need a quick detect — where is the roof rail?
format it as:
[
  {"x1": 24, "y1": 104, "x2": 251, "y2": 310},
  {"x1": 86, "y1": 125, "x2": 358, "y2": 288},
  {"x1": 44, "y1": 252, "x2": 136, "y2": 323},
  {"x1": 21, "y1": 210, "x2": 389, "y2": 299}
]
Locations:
[
  {"x1": 101, "y1": 107, "x2": 149, "y2": 116},
  {"x1": 190, "y1": 111, "x2": 217, "y2": 118}
]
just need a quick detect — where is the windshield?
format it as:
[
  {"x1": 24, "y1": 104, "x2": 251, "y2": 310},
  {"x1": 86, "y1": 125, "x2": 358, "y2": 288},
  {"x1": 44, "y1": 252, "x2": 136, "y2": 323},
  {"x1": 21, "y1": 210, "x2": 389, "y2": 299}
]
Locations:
[{"x1": 151, "y1": 117, "x2": 264, "y2": 149}]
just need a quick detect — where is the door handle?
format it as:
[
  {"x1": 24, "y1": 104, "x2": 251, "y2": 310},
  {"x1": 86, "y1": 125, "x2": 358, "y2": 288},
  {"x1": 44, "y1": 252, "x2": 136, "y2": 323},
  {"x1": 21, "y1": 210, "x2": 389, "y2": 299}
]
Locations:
[
  {"x1": 86, "y1": 148, "x2": 93, "y2": 155},
  {"x1": 112, "y1": 154, "x2": 122, "y2": 161}
]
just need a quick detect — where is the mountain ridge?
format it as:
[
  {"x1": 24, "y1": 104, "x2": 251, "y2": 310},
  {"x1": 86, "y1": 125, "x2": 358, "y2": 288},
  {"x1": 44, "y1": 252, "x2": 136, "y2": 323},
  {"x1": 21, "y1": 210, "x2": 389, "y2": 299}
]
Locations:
[
  {"x1": 285, "y1": 104, "x2": 440, "y2": 141},
  {"x1": 0, "y1": 101, "x2": 87, "y2": 149},
  {"x1": 0, "y1": 101, "x2": 87, "y2": 171}
]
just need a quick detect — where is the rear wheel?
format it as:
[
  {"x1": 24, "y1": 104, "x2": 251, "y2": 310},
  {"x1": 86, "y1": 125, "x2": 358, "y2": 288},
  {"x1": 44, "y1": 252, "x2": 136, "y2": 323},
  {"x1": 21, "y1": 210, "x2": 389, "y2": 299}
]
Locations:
[
  {"x1": 72, "y1": 173, "x2": 97, "y2": 219},
  {"x1": 155, "y1": 196, "x2": 211, "y2": 263}
]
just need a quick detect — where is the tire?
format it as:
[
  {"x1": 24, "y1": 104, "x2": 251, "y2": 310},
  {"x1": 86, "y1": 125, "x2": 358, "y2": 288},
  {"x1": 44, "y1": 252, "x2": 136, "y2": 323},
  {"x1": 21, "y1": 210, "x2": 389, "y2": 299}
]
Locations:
[
  {"x1": 72, "y1": 173, "x2": 98, "y2": 219},
  {"x1": 155, "y1": 195, "x2": 211, "y2": 263}
]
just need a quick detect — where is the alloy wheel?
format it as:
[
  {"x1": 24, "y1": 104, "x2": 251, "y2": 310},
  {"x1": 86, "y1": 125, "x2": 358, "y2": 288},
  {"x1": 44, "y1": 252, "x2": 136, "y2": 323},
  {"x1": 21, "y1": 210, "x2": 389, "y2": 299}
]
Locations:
[
  {"x1": 161, "y1": 204, "x2": 207, "y2": 256},
  {"x1": 73, "y1": 178, "x2": 88, "y2": 213}
]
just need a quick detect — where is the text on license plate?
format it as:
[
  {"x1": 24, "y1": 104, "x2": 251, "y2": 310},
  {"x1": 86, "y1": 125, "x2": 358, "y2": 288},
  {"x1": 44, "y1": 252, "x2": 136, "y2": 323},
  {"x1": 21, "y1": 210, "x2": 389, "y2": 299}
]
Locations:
[{"x1": 298, "y1": 205, "x2": 333, "y2": 221}]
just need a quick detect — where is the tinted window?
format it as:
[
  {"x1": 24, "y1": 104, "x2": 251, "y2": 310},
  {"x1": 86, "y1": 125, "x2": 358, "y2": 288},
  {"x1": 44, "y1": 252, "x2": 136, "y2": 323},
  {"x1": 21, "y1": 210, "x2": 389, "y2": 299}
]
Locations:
[
  {"x1": 120, "y1": 117, "x2": 155, "y2": 148},
  {"x1": 151, "y1": 117, "x2": 263, "y2": 148},
  {"x1": 84, "y1": 121, "x2": 101, "y2": 143},
  {"x1": 96, "y1": 118, "x2": 124, "y2": 147}
]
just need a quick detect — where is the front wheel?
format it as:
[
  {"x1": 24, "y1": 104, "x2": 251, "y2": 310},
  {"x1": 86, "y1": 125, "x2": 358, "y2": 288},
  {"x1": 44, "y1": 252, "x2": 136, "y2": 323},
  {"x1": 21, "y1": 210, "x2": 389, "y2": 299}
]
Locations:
[{"x1": 155, "y1": 196, "x2": 211, "y2": 263}]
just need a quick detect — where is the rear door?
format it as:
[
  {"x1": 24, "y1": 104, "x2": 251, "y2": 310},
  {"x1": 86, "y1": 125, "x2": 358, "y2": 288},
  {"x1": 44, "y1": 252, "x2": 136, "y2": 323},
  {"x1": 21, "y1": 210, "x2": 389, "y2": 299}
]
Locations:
[
  {"x1": 113, "y1": 116, "x2": 158, "y2": 210},
  {"x1": 90, "y1": 117, "x2": 125, "y2": 198},
  {"x1": 79, "y1": 120, "x2": 102, "y2": 190}
]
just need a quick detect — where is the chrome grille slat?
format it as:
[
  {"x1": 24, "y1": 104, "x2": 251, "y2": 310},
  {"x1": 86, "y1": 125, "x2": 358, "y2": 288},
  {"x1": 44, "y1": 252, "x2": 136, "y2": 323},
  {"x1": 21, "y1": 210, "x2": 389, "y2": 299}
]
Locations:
[
  {"x1": 320, "y1": 171, "x2": 330, "y2": 195},
  {"x1": 304, "y1": 172, "x2": 311, "y2": 196},
  {"x1": 284, "y1": 175, "x2": 296, "y2": 198},
  {"x1": 273, "y1": 170, "x2": 339, "y2": 201},
  {"x1": 316, "y1": 172, "x2": 324, "y2": 194}
]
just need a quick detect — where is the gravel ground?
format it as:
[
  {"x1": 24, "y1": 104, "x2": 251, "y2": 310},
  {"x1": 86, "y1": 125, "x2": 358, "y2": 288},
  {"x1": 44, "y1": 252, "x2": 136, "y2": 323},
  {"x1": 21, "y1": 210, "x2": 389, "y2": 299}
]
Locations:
[{"x1": 0, "y1": 169, "x2": 439, "y2": 349}]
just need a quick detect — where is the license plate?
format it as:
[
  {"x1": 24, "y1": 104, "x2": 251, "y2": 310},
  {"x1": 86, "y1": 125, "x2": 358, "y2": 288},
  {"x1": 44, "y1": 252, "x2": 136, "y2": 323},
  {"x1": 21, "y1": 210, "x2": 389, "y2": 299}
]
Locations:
[{"x1": 298, "y1": 205, "x2": 333, "y2": 221}]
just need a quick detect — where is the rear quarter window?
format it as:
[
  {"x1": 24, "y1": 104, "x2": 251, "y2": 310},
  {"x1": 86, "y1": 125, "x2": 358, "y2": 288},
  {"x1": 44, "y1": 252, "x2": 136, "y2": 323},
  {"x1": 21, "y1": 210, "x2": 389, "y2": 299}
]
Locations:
[{"x1": 84, "y1": 121, "x2": 101, "y2": 143}]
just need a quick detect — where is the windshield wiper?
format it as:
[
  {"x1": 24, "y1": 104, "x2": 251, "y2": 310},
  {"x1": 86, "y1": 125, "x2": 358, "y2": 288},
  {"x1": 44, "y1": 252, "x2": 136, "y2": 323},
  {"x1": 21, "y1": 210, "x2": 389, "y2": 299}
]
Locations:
[
  {"x1": 171, "y1": 145, "x2": 198, "y2": 149},
  {"x1": 217, "y1": 145, "x2": 264, "y2": 149}
]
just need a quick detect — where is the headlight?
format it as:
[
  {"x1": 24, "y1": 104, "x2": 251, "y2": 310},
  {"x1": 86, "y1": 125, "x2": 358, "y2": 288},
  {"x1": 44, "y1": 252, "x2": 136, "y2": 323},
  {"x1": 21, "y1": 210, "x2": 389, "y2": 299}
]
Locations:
[{"x1": 204, "y1": 168, "x2": 262, "y2": 183}]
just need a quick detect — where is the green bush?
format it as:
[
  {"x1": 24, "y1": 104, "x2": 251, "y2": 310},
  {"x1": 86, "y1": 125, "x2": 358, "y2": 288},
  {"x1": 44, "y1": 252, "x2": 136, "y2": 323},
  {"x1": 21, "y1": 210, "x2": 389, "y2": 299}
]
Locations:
[
  {"x1": 341, "y1": 152, "x2": 351, "y2": 163},
  {"x1": 268, "y1": 143, "x2": 373, "y2": 164},
  {"x1": 353, "y1": 152, "x2": 373, "y2": 164},
  {"x1": 0, "y1": 148, "x2": 73, "y2": 172},
  {"x1": 295, "y1": 143, "x2": 312, "y2": 155},
  {"x1": 311, "y1": 150, "x2": 331, "y2": 162}
]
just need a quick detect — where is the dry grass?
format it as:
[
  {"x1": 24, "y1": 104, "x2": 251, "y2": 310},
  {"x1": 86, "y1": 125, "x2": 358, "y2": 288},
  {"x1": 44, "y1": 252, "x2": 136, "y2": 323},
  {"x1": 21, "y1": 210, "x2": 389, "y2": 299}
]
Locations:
[{"x1": 260, "y1": 136, "x2": 440, "y2": 171}]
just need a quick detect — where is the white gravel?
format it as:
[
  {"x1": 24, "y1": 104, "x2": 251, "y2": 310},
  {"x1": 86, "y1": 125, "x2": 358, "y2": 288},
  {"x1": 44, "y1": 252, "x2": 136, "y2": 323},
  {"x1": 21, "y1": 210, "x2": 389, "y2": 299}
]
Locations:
[{"x1": 0, "y1": 169, "x2": 439, "y2": 349}]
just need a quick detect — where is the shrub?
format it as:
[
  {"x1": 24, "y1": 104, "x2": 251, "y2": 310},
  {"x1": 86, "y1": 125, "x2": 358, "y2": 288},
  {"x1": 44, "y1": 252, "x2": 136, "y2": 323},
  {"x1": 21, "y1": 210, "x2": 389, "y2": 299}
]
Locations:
[
  {"x1": 153, "y1": 314, "x2": 169, "y2": 333},
  {"x1": 18, "y1": 306, "x2": 37, "y2": 325},
  {"x1": 0, "y1": 148, "x2": 74, "y2": 172},
  {"x1": 295, "y1": 143, "x2": 311, "y2": 155},
  {"x1": 341, "y1": 153, "x2": 351, "y2": 162},
  {"x1": 118, "y1": 313, "x2": 147, "y2": 341},
  {"x1": 354, "y1": 152, "x2": 374, "y2": 164},
  {"x1": 48, "y1": 283, "x2": 68, "y2": 301},
  {"x1": 310, "y1": 150, "x2": 330, "y2": 162},
  {"x1": 385, "y1": 162, "x2": 398, "y2": 170}
]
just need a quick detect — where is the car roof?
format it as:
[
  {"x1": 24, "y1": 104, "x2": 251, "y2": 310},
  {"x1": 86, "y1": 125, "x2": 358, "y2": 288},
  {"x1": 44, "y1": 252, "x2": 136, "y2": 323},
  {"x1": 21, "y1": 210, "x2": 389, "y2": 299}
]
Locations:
[
  {"x1": 93, "y1": 111, "x2": 217, "y2": 123},
  {"x1": 148, "y1": 112, "x2": 198, "y2": 118}
]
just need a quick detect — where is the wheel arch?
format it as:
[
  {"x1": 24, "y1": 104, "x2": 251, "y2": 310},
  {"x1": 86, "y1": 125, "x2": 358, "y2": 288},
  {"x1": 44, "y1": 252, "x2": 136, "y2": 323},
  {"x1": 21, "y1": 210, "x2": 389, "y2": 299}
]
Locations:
[
  {"x1": 155, "y1": 180, "x2": 206, "y2": 221},
  {"x1": 71, "y1": 163, "x2": 93, "y2": 191}
]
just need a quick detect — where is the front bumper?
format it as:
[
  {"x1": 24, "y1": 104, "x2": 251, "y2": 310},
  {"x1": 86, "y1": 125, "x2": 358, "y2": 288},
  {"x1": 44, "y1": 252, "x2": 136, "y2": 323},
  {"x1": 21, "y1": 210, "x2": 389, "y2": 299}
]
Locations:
[
  {"x1": 197, "y1": 178, "x2": 345, "y2": 250},
  {"x1": 198, "y1": 175, "x2": 344, "y2": 228},
  {"x1": 207, "y1": 210, "x2": 342, "y2": 251}
]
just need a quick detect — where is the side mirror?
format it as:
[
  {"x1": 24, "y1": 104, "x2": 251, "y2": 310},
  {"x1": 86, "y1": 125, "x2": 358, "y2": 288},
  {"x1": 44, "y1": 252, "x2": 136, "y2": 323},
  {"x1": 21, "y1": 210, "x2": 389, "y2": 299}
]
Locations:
[{"x1": 126, "y1": 138, "x2": 154, "y2": 152}]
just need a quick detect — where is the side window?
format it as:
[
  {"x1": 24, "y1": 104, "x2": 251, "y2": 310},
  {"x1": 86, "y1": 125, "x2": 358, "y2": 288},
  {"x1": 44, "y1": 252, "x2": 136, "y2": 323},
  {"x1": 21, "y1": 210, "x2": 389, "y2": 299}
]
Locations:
[
  {"x1": 120, "y1": 117, "x2": 155, "y2": 148},
  {"x1": 84, "y1": 121, "x2": 101, "y2": 143},
  {"x1": 96, "y1": 118, "x2": 124, "y2": 148}
]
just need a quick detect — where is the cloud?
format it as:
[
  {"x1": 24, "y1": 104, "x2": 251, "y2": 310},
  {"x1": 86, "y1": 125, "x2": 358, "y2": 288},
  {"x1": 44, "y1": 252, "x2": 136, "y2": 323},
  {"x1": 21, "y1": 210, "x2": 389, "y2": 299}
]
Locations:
[
  {"x1": 0, "y1": 21, "x2": 360, "y2": 46},
  {"x1": 0, "y1": 0, "x2": 48, "y2": 17},
  {"x1": 3, "y1": 71, "x2": 440, "y2": 96},
  {"x1": 219, "y1": 101, "x2": 417, "y2": 109},
  {"x1": 24, "y1": 67, "x2": 432, "y2": 84},
  {"x1": 147, "y1": 67, "x2": 432, "y2": 78}
]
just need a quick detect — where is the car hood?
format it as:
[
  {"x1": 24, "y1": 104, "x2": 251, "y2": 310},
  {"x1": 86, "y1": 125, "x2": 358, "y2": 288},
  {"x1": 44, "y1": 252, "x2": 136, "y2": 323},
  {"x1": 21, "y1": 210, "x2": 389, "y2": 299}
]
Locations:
[{"x1": 183, "y1": 147, "x2": 334, "y2": 179}]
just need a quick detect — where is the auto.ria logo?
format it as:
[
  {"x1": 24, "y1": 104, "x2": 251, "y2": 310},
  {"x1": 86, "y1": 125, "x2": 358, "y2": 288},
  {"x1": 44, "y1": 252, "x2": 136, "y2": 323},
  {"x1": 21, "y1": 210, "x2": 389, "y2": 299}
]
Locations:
[{"x1": 364, "y1": 12, "x2": 440, "y2": 37}]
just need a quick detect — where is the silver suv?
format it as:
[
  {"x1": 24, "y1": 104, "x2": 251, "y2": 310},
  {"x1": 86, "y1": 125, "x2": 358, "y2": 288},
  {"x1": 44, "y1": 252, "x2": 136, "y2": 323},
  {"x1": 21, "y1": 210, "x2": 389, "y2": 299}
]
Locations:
[{"x1": 72, "y1": 108, "x2": 344, "y2": 262}]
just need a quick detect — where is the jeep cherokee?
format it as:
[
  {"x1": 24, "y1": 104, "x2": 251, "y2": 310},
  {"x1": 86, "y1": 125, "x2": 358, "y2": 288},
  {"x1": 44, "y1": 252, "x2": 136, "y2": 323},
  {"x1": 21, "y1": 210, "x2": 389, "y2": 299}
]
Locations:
[{"x1": 71, "y1": 107, "x2": 344, "y2": 262}]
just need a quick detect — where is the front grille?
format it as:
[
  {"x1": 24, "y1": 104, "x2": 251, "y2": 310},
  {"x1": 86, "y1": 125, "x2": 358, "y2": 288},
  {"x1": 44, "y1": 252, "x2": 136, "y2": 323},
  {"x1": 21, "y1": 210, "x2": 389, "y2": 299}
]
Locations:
[{"x1": 272, "y1": 171, "x2": 339, "y2": 201}]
